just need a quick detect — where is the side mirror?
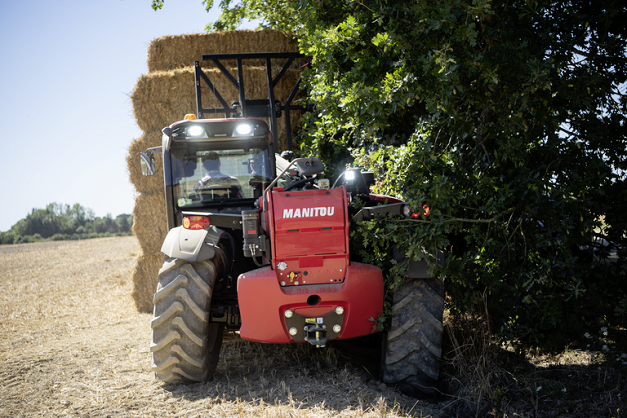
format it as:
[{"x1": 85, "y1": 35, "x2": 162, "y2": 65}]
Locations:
[
  {"x1": 294, "y1": 157, "x2": 324, "y2": 177},
  {"x1": 140, "y1": 151, "x2": 156, "y2": 176}
]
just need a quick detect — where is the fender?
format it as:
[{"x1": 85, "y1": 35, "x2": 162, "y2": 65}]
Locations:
[{"x1": 161, "y1": 225, "x2": 225, "y2": 262}]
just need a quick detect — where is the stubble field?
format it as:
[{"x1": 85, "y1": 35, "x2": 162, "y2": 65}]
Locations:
[{"x1": 0, "y1": 237, "x2": 442, "y2": 417}]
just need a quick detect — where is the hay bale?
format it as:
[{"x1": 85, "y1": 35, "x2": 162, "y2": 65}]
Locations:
[
  {"x1": 131, "y1": 68, "x2": 197, "y2": 133},
  {"x1": 130, "y1": 192, "x2": 168, "y2": 313},
  {"x1": 129, "y1": 30, "x2": 309, "y2": 313},
  {"x1": 131, "y1": 193, "x2": 168, "y2": 255},
  {"x1": 267, "y1": 106, "x2": 306, "y2": 151},
  {"x1": 130, "y1": 249, "x2": 165, "y2": 313},
  {"x1": 131, "y1": 66, "x2": 304, "y2": 149},
  {"x1": 147, "y1": 30, "x2": 301, "y2": 72},
  {"x1": 127, "y1": 131, "x2": 164, "y2": 195}
]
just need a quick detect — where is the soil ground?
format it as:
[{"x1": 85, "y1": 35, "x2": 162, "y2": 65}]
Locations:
[{"x1": 0, "y1": 237, "x2": 442, "y2": 417}]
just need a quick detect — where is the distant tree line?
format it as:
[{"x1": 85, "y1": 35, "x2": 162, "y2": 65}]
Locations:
[{"x1": 0, "y1": 203, "x2": 133, "y2": 245}]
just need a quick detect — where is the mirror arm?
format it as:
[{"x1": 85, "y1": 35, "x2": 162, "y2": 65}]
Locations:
[{"x1": 146, "y1": 146, "x2": 163, "y2": 155}]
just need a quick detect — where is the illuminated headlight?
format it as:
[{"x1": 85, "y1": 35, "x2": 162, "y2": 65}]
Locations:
[
  {"x1": 235, "y1": 124, "x2": 253, "y2": 136},
  {"x1": 187, "y1": 125, "x2": 204, "y2": 137},
  {"x1": 344, "y1": 170, "x2": 356, "y2": 182}
]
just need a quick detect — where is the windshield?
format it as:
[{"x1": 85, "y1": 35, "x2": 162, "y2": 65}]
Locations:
[{"x1": 169, "y1": 143, "x2": 272, "y2": 209}]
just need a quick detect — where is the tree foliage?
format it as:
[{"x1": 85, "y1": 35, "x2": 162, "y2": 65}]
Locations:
[
  {"x1": 0, "y1": 203, "x2": 133, "y2": 245},
  {"x1": 156, "y1": 0, "x2": 626, "y2": 345}
]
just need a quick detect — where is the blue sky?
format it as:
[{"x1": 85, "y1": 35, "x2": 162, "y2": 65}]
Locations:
[{"x1": 0, "y1": 0, "x2": 257, "y2": 232}]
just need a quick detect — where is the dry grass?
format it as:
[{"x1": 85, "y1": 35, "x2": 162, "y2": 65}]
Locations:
[
  {"x1": 441, "y1": 311, "x2": 627, "y2": 417},
  {"x1": 2, "y1": 237, "x2": 624, "y2": 417},
  {"x1": 0, "y1": 237, "x2": 441, "y2": 417}
]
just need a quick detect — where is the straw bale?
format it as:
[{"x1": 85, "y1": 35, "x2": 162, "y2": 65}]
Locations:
[
  {"x1": 130, "y1": 249, "x2": 164, "y2": 312},
  {"x1": 131, "y1": 66, "x2": 304, "y2": 149},
  {"x1": 130, "y1": 190, "x2": 168, "y2": 312},
  {"x1": 128, "y1": 31, "x2": 309, "y2": 313},
  {"x1": 272, "y1": 107, "x2": 306, "y2": 151},
  {"x1": 131, "y1": 68, "x2": 197, "y2": 133},
  {"x1": 131, "y1": 192, "x2": 167, "y2": 255},
  {"x1": 147, "y1": 30, "x2": 302, "y2": 72},
  {"x1": 126, "y1": 131, "x2": 164, "y2": 195}
]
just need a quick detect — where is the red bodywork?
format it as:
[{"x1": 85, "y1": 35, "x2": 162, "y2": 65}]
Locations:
[{"x1": 237, "y1": 186, "x2": 384, "y2": 343}]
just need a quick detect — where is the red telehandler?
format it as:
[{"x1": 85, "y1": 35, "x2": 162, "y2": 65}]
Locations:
[{"x1": 139, "y1": 52, "x2": 444, "y2": 396}]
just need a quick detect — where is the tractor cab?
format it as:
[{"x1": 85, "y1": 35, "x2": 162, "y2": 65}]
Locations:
[{"x1": 141, "y1": 117, "x2": 275, "y2": 230}]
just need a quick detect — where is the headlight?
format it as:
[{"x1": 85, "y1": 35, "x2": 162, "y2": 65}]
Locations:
[
  {"x1": 235, "y1": 124, "x2": 253, "y2": 136},
  {"x1": 187, "y1": 125, "x2": 204, "y2": 137}
]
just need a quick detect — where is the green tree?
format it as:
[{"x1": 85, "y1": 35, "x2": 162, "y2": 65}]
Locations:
[
  {"x1": 1, "y1": 204, "x2": 132, "y2": 244},
  {"x1": 155, "y1": 0, "x2": 627, "y2": 344},
  {"x1": 116, "y1": 214, "x2": 133, "y2": 233}
]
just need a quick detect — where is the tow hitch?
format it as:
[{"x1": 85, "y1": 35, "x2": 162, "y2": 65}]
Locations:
[
  {"x1": 304, "y1": 324, "x2": 327, "y2": 347},
  {"x1": 283, "y1": 306, "x2": 345, "y2": 347}
]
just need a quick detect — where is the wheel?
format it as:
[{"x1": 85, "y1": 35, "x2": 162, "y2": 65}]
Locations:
[
  {"x1": 150, "y1": 257, "x2": 224, "y2": 382},
  {"x1": 380, "y1": 278, "x2": 444, "y2": 396}
]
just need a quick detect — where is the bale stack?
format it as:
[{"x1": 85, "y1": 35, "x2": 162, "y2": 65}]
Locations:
[
  {"x1": 127, "y1": 30, "x2": 304, "y2": 312},
  {"x1": 147, "y1": 31, "x2": 306, "y2": 72}
]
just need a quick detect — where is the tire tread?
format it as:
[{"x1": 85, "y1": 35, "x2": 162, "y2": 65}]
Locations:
[
  {"x1": 150, "y1": 259, "x2": 223, "y2": 382},
  {"x1": 381, "y1": 278, "x2": 444, "y2": 396}
]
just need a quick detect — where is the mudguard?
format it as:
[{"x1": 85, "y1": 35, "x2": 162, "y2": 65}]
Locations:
[{"x1": 161, "y1": 225, "x2": 224, "y2": 262}]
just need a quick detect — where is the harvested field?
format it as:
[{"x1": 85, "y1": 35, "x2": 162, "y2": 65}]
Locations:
[{"x1": 0, "y1": 237, "x2": 442, "y2": 417}]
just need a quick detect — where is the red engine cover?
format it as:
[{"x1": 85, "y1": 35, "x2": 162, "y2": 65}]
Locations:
[{"x1": 266, "y1": 187, "x2": 349, "y2": 285}]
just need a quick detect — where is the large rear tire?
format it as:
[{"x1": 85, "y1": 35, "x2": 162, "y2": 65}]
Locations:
[
  {"x1": 150, "y1": 257, "x2": 224, "y2": 382},
  {"x1": 380, "y1": 278, "x2": 444, "y2": 396}
]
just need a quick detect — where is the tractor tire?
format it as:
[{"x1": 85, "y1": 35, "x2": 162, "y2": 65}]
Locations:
[
  {"x1": 150, "y1": 257, "x2": 224, "y2": 382},
  {"x1": 381, "y1": 278, "x2": 444, "y2": 397}
]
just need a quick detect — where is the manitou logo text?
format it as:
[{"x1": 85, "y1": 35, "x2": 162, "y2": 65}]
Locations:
[{"x1": 283, "y1": 207, "x2": 336, "y2": 219}]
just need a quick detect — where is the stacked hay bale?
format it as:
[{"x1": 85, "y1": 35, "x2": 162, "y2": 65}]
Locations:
[{"x1": 127, "y1": 30, "x2": 303, "y2": 312}]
